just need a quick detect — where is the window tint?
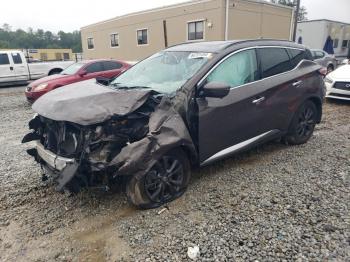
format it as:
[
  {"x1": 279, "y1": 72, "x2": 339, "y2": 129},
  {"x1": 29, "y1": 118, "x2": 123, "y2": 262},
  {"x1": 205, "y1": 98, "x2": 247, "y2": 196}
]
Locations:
[
  {"x1": 103, "y1": 61, "x2": 122, "y2": 70},
  {"x1": 311, "y1": 50, "x2": 325, "y2": 59},
  {"x1": 258, "y1": 48, "x2": 292, "y2": 78},
  {"x1": 287, "y1": 49, "x2": 305, "y2": 68},
  {"x1": 206, "y1": 49, "x2": 258, "y2": 88},
  {"x1": 188, "y1": 21, "x2": 204, "y2": 41},
  {"x1": 85, "y1": 62, "x2": 104, "y2": 73},
  {"x1": 110, "y1": 33, "x2": 119, "y2": 47},
  {"x1": 137, "y1": 29, "x2": 148, "y2": 45},
  {"x1": 11, "y1": 53, "x2": 23, "y2": 64},
  {"x1": 341, "y1": 40, "x2": 348, "y2": 48},
  {"x1": 0, "y1": 54, "x2": 10, "y2": 65},
  {"x1": 87, "y1": 38, "x2": 94, "y2": 49}
]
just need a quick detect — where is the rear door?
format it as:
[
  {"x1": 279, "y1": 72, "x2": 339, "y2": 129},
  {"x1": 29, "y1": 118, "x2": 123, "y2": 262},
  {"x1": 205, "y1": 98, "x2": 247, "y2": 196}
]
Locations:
[
  {"x1": 311, "y1": 50, "x2": 326, "y2": 67},
  {"x1": 0, "y1": 52, "x2": 16, "y2": 83},
  {"x1": 197, "y1": 48, "x2": 277, "y2": 164},
  {"x1": 256, "y1": 47, "x2": 311, "y2": 132},
  {"x1": 11, "y1": 52, "x2": 29, "y2": 81}
]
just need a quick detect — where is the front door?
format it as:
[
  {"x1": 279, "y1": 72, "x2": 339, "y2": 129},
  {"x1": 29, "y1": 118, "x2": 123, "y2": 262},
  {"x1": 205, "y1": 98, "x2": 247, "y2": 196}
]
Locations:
[
  {"x1": 196, "y1": 49, "x2": 275, "y2": 165},
  {"x1": 0, "y1": 53, "x2": 16, "y2": 83}
]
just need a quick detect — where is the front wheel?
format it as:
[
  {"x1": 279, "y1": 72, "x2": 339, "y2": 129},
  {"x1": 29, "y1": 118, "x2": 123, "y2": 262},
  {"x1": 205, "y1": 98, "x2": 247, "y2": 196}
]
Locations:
[
  {"x1": 126, "y1": 148, "x2": 191, "y2": 209},
  {"x1": 284, "y1": 101, "x2": 317, "y2": 145}
]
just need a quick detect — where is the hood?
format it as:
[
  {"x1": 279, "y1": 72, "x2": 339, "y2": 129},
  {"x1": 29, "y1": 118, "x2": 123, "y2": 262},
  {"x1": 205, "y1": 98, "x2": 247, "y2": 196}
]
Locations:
[
  {"x1": 32, "y1": 79, "x2": 152, "y2": 125},
  {"x1": 329, "y1": 65, "x2": 350, "y2": 80},
  {"x1": 29, "y1": 74, "x2": 71, "y2": 87}
]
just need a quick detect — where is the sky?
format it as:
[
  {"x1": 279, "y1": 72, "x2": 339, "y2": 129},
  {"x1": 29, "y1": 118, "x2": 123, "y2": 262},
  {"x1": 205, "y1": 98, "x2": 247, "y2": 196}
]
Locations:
[{"x1": 1, "y1": 0, "x2": 349, "y2": 33}]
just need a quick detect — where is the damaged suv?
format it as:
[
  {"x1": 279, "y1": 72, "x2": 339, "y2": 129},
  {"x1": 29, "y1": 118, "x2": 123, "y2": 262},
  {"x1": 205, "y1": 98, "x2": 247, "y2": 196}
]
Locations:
[{"x1": 23, "y1": 40, "x2": 325, "y2": 208}]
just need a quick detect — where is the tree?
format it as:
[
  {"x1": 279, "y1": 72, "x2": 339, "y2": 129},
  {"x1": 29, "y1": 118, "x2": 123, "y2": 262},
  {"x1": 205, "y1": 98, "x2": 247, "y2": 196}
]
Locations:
[
  {"x1": 0, "y1": 24, "x2": 82, "y2": 52},
  {"x1": 271, "y1": 0, "x2": 308, "y2": 21}
]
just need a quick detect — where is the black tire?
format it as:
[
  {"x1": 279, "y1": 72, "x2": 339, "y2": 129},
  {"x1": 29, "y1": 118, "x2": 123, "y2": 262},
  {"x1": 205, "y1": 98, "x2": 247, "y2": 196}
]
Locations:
[
  {"x1": 126, "y1": 148, "x2": 191, "y2": 209},
  {"x1": 284, "y1": 101, "x2": 317, "y2": 145},
  {"x1": 327, "y1": 65, "x2": 334, "y2": 74}
]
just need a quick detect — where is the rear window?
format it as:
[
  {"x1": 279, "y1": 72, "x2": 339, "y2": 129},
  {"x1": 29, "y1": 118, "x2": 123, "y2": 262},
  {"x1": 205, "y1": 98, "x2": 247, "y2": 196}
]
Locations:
[
  {"x1": 103, "y1": 61, "x2": 122, "y2": 70},
  {"x1": 12, "y1": 53, "x2": 23, "y2": 64},
  {"x1": 86, "y1": 62, "x2": 104, "y2": 73},
  {"x1": 0, "y1": 54, "x2": 10, "y2": 65},
  {"x1": 287, "y1": 49, "x2": 305, "y2": 68},
  {"x1": 258, "y1": 48, "x2": 293, "y2": 78}
]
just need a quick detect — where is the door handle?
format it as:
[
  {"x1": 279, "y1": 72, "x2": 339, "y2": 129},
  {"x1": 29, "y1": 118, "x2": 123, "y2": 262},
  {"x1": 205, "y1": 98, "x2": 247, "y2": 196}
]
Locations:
[
  {"x1": 292, "y1": 80, "x2": 303, "y2": 87},
  {"x1": 10, "y1": 66, "x2": 13, "y2": 70},
  {"x1": 252, "y1": 96, "x2": 265, "y2": 104}
]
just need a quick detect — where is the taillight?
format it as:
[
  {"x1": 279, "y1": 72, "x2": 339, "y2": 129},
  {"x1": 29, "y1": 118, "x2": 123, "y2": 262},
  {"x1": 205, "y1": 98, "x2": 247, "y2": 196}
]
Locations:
[{"x1": 318, "y1": 67, "x2": 327, "y2": 77}]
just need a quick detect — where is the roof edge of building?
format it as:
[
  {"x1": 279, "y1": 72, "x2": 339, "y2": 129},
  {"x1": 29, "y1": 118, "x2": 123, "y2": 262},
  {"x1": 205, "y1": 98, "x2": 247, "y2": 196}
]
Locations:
[
  {"x1": 81, "y1": 0, "x2": 293, "y2": 30},
  {"x1": 298, "y1": 19, "x2": 350, "y2": 26}
]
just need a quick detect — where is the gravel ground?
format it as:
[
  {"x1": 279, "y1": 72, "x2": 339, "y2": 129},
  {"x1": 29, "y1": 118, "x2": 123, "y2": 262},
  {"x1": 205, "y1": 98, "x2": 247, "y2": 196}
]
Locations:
[{"x1": 0, "y1": 86, "x2": 349, "y2": 261}]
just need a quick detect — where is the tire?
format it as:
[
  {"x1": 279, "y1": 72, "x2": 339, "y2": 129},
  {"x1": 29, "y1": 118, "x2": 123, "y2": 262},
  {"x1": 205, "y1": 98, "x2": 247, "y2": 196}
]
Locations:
[
  {"x1": 327, "y1": 65, "x2": 334, "y2": 74},
  {"x1": 284, "y1": 101, "x2": 317, "y2": 145},
  {"x1": 126, "y1": 148, "x2": 191, "y2": 209}
]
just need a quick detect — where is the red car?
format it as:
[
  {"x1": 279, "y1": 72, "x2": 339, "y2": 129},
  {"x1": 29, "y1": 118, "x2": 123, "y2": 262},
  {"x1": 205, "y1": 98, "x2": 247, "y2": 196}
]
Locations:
[{"x1": 25, "y1": 59, "x2": 130, "y2": 102}]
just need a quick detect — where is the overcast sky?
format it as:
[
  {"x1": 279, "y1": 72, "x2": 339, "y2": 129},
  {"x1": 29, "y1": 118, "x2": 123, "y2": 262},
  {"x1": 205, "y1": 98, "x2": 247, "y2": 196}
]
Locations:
[{"x1": 1, "y1": 0, "x2": 349, "y2": 32}]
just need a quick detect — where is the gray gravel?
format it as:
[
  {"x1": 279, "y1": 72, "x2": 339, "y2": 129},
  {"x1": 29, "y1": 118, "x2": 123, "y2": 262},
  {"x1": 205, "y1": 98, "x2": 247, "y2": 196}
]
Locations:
[{"x1": 0, "y1": 86, "x2": 349, "y2": 261}]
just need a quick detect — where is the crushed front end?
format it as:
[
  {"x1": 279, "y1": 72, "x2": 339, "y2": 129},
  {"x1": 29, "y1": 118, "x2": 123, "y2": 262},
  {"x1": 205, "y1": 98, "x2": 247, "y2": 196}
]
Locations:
[{"x1": 22, "y1": 98, "x2": 158, "y2": 192}]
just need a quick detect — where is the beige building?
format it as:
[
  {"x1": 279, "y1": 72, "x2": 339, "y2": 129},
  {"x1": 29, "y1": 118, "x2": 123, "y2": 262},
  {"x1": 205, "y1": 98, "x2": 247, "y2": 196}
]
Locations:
[{"x1": 81, "y1": 0, "x2": 294, "y2": 61}]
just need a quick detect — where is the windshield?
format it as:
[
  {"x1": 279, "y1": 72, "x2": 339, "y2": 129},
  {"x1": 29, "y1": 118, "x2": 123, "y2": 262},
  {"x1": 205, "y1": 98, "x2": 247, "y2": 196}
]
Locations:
[
  {"x1": 110, "y1": 51, "x2": 213, "y2": 94},
  {"x1": 61, "y1": 62, "x2": 85, "y2": 75}
]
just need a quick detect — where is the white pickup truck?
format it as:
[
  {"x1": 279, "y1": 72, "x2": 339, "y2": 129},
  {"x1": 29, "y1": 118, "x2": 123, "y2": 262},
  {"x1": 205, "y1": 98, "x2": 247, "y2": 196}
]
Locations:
[{"x1": 0, "y1": 50, "x2": 75, "y2": 86}]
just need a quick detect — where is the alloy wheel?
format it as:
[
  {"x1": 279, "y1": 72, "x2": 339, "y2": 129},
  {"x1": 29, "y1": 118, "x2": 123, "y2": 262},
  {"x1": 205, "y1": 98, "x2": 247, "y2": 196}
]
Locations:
[
  {"x1": 144, "y1": 156, "x2": 184, "y2": 203},
  {"x1": 296, "y1": 106, "x2": 315, "y2": 138}
]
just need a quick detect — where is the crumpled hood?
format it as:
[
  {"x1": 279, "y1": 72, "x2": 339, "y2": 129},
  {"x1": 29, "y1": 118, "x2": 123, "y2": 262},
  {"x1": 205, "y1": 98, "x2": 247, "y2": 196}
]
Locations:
[{"x1": 32, "y1": 79, "x2": 152, "y2": 125}]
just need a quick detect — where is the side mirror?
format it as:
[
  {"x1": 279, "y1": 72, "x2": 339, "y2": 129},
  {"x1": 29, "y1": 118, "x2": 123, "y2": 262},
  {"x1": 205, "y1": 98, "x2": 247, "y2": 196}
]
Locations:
[
  {"x1": 200, "y1": 82, "x2": 230, "y2": 98},
  {"x1": 78, "y1": 70, "x2": 87, "y2": 77}
]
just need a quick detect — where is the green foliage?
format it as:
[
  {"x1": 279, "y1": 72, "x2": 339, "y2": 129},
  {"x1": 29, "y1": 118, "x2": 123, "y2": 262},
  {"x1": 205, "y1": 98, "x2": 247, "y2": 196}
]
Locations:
[
  {"x1": 270, "y1": 0, "x2": 308, "y2": 21},
  {"x1": 0, "y1": 24, "x2": 82, "y2": 53}
]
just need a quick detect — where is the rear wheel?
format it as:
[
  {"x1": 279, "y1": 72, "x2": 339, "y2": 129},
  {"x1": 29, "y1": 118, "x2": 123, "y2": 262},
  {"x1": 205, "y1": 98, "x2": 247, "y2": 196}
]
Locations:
[
  {"x1": 126, "y1": 148, "x2": 191, "y2": 209},
  {"x1": 284, "y1": 101, "x2": 317, "y2": 145}
]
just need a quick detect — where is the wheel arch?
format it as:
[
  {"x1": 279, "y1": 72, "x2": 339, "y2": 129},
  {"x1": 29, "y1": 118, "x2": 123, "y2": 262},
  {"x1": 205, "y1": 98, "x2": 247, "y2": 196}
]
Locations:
[
  {"x1": 48, "y1": 68, "x2": 63, "y2": 75},
  {"x1": 307, "y1": 96, "x2": 323, "y2": 123}
]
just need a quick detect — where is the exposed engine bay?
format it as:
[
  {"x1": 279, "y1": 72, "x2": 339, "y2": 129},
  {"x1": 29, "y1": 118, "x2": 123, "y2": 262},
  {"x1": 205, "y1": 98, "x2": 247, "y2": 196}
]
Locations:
[{"x1": 22, "y1": 82, "x2": 196, "y2": 193}]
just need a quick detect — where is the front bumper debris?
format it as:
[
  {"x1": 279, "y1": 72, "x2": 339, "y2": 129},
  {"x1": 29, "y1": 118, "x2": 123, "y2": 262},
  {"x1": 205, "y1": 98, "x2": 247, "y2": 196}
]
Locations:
[{"x1": 35, "y1": 141, "x2": 75, "y2": 171}]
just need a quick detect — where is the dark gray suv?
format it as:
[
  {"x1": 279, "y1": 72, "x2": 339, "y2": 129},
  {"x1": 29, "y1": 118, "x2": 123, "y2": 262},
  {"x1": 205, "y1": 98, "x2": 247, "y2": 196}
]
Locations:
[{"x1": 23, "y1": 40, "x2": 325, "y2": 208}]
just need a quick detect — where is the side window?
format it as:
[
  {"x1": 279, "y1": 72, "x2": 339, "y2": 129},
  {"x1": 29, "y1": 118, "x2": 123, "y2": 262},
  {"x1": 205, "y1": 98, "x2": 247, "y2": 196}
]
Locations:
[
  {"x1": 87, "y1": 38, "x2": 94, "y2": 50},
  {"x1": 312, "y1": 51, "x2": 325, "y2": 59},
  {"x1": 137, "y1": 29, "x2": 148, "y2": 45},
  {"x1": 0, "y1": 54, "x2": 10, "y2": 65},
  {"x1": 287, "y1": 49, "x2": 305, "y2": 68},
  {"x1": 12, "y1": 53, "x2": 23, "y2": 64},
  {"x1": 333, "y1": 39, "x2": 339, "y2": 48},
  {"x1": 188, "y1": 21, "x2": 204, "y2": 41},
  {"x1": 103, "y1": 61, "x2": 122, "y2": 70},
  {"x1": 258, "y1": 48, "x2": 292, "y2": 78},
  {"x1": 206, "y1": 49, "x2": 258, "y2": 88},
  {"x1": 85, "y1": 62, "x2": 104, "y2": 73}
]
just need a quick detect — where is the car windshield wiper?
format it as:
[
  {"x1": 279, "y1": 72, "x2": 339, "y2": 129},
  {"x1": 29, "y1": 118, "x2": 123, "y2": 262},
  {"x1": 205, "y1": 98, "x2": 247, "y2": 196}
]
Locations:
[{"x1": 110, "y1": 83, "x2": 151, "y2": 90}]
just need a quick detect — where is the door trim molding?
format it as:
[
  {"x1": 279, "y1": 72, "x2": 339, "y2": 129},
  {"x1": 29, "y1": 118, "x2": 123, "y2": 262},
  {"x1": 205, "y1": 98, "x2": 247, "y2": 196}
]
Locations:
[{"x1": 200, "y1": 130, "x2": 279, "y2": 166}]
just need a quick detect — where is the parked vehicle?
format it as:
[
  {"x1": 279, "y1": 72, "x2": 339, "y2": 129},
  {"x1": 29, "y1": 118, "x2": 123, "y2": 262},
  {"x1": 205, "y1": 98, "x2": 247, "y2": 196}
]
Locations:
[
  {"x1": 310, "y1": 49, "x2": 337, "y2": 73},
  {"x1": 0, "y1": 50, "x2": 74, "y2": 86},
  {"x1": 324, "y1": 64, "x2": 350, "y2": 101},
  {"x1": 23, "y1": 40, "x2": 325, "y2": 208},
  {"x1": 25, "y1": 59, "x2": 131, "y2": 102}
]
